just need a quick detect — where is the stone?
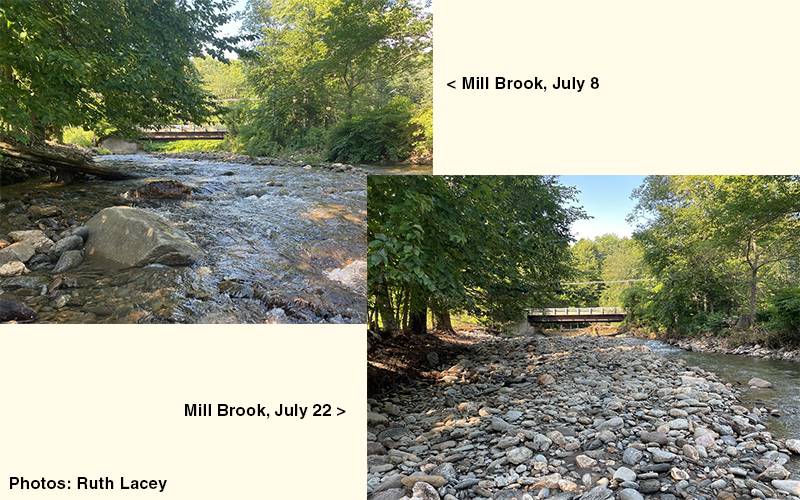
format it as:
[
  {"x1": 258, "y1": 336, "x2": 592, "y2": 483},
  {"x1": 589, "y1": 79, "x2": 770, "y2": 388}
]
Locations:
[
  {"x1": 401, "y1": 475, "x2": 446, "y2": 489},
  {"x1": 426, "y1": 351, "x2": 439, "y2": 367},
  {"x1": 668, "y1": 418, "x2": 690, "y2": 430},
  {"x1": 670, "y1": 468, "x2": 690, "y2": 481},
  {"x1": 640, "y1": 431, "x2": 668, "y2": 445},
  {"x1": 367, "y1": 412, "x2": 388, "y2": 427},
  {"x1": 596, "y1": 416, "x2": 624, "y2": 432},
  {"x1": 370, "y1": 488, "x2": 406, "y2": 500},
  {"x1": 580, "y1": 484, "x2": 612, "y2": 500},
  {"x1": 639, "y1": 478, "x2": 661, "y2": 493},
  {"x1": 532, "y1": 473, "x2": 561, "y2": 489},
  {"x1": 537, "y1": 373, "x2": 555, "y2": 386},
  {"x1": 85, "y1": 206, "x2": 202, "y2": 267},
  {"x1": 575, "y1": 454, "x2": 597, "y2": 468},
  {"x1": 682, "y1": 444, "x2": 699, "y2": 460},
  {"x1": 53, "y1": 250, "x2": 83, "y2": 273},
  {"x1": 0, "y1": 241, "x2": 35, "y2": 265},
  {"x1": 730, "y1": 416, "x2": 758, "y2": 435},
  {"x1": 133, "y1": 180, "x2": 192, "y2": 199},
  {"x1": 367, "y1": 442, "x2": 387, "y2": 455},
  {"x1": 771, "y1": 479, "x2": 800, "y2": 496},
  {"x1": 613, "y1": 466, "x2": 637, "y2": 482},
  {"x1": 763, "y1": 463, "x2": 790, "y2": 480},
  {"x1": 60, "y1": 226, "x2": 90, "y2": 241},
  {"x1": 48, "y1": 235, "x2": 84, "y2": 261},
  {"x1": 0, "y1": 261, "x2": 29, "y2": 277},
  {"x1": 617, "y1": 488, "x2": 644, "y2": 500},
  {"x1": 491, "y1": 416, "x2": 509, "y2": 431},
  {"x1": 784, "y1": 439, "x2": 800, "y2": 454},
  {"x1": 622, "y1": 447, "x2": 643, "y2": 465},
  {"x1": 651, "y1": 449, "x2": 677, "y2": 463},
  {"x1": 748, "y1": 377, "x2": 773, "y2": 388},
  {"x1": 506, "y1": 447, "x2": 533, "y2": 464},
  {"x1": 410, "y1": 481, "x2": 440, "y2": 500},
  {"x1": 0, "y1": 299, "x2": 37, "y2": 323},
  {"x1": 9, "y1": 229, "x2": 53, "y2": 249}
]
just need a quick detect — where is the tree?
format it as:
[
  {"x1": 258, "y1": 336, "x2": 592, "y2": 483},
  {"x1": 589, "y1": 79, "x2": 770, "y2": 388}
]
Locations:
[
  {"x1": 368, "y1": 175, "x2": 586, "y2": 335},
  {"x1": 0, "y1": 0, "x2": 242, "y2": 143},
  {"x1": 628, "y1": 175, "x2": 800, "y2": 331}
]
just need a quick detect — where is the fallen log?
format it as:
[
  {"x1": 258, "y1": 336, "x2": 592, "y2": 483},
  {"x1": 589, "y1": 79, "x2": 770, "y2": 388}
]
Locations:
[{"x1": 0, "y1": 140, "x2": 138, "y2": 181}]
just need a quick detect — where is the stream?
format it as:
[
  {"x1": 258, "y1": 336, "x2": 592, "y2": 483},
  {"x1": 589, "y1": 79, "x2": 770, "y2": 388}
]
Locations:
[
  {"x1": 630, "y1": 338, "x2": 800, "y2": 473},
  {"x1": 0, "y1": 155, "x2": 367, "y2": 324}
]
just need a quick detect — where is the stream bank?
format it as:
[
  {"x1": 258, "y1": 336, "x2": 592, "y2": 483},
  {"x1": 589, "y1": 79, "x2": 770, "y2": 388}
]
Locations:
[{"x1": 368, "y1": 334, "x2": 800, "y2": 500}]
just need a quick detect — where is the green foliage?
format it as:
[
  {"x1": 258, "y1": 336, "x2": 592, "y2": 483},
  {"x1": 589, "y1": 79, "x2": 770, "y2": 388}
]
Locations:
[
  {"x1": 764, "y1": 287, "x2": 800, "y2": 339},
  {"x1": 0, "y1": 0, "x2": 243, "y2": 142},
  {"x1": 193, "y1": 56, "x2": 250, "y2": 102},
  {"x1": 628, "y1": 175, "x2": 800, "y2": 336},
  {"x1": 143, "y1": 140, "x2": 226, "y2": 153},
  {"x1": 238, "y1": 0, "x2": 432, "y2": 160},
  {"x1": 62, "y1": 126, "x2": 97, "y2": 148},
  {"x1": 368, "y1": 176, "x2": 587, "y2": 332},
  {"x1": 328, "y1": 96, "x2": 415, "y2": 163}
]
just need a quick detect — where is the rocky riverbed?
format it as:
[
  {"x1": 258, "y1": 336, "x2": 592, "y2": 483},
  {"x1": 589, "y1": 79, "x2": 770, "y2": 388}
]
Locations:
[
  {"x1": 367, "y1": 334, "x2": 800, "y2": 500},
  {"x1": 664, "y1": 338, "x2": 800, "y2": 364}
]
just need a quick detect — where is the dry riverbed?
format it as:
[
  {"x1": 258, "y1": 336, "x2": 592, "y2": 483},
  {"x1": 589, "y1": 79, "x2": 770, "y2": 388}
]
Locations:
[{"x1": 367, "y1": 334, "x2": 800, "y2": 500}]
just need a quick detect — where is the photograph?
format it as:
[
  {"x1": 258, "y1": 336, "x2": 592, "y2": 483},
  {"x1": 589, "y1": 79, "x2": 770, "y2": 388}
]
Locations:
[
  {"x1": 0, "y1": 0, "x2": 432, "y2": 324},
  {"x1": 367, "y1": 174, "x2": 800, "y2": 500}
]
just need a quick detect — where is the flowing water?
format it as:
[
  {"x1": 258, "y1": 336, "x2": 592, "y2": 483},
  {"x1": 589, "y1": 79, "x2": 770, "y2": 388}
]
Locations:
[
  {"x1": 0, "y1": 155, "x2": 367, "y2": 324},
  {"x1": 361, "y1": 163, "x2": 432, "y2": 175}
]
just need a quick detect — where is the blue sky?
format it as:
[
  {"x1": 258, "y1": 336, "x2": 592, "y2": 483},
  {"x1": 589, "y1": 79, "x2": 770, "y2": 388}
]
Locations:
[{"x1": 558, "y1": 175, "x2": 646, "y2": 242}]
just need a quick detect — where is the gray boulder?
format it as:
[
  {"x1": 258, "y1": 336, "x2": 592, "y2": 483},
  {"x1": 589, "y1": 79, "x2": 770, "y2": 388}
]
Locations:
[
  {"x1": 85, "y1": 207, "x2": 202, "y2": 268},
  {"x1": 49, "y1": 235, "x2": 84, "y2": 261},
  {"x1": 53, "y1": 250, "x2": 83, "y2": 273}
]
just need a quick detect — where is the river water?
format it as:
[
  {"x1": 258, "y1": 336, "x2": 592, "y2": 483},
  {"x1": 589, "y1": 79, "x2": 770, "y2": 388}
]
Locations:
[{"x1": 0, "y1": 155, "x2": 366, "y2": 324}]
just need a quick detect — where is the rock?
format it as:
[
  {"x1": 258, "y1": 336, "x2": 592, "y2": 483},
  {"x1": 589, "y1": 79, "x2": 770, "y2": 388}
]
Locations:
[
  {"x1": 622, "y1": 447, "x2": 643, "y2": 465},
  {"x1": 507, "y1": 447, "x2": 533, "y2": 464},
  {"x1": 763, "y1": 463, "x2": 790, "y2": 480},
  {"x1": 410, "y1": 481, "x2": 440, "y2": 500},
  {"x1": 640, "y1": 431, "x2": 668, "y2": 445},
  {"x1": 617, "y1": 488, "x2": 644, "y2": 500},
  {"x1": 85, "y1": 206, "x2": 202, "y2": 267},
  {"x1": 596, "y1": 416, "x2": 624, "y2": 432},
  {"x1": 730, "y1": 416, "x2": 758, "y2": 435},
  {"x1": 367, "y1": 410, "x2": 388, "y2": 427},
  {"x1": 60, "y1": 226, "x2": 90, "y2": 241},
  {"x1": 0, "y1": 299, "x2": 37, "y2": 323},
  {"x1": 9, "y1": 229, "x2": 54, "y2": 249},
  {"x1": 491, "y1": 416, "x2": 509, "y2": 432},
  {"x1": 48, "y1": 235, "x2": 84, "y2": 261},
  {"x1": 367, "y1": 442, "x2": 387, "y2": 455},
  {"x1": 133, "y1": 180, "x2": 191, "y2": 199},
  {"x1": 0, "y1": 261, "x2": 29, "y2": 277},
  {"x1": 370, "y1": 488, "x2": 406, "y2": 500},
  {"x1": 613, "y1": 466, "x2": 637, "y2": 482},
  {"x1": 426, "y1": 351, "x2": 439, "y2": 367},
  {"x1": 639, "y1": 478, "x2": 661, "y2": 493},
  {"x1": 537, "y1": 373, "x2": 555, "y2": 386},
  {"x1": 401, "y1": 475, "x2": 446, "y2": 489},
  {"x1": 0, "y1": 241, "x2": 35, "y2": 264},
  {"x1": 651, "y1": 449, "x2": 677, "y2": 463},
  {"x1": 771, "y1": 479, "x2": 800, "y2": 496},
  {"x1": 748, "y1": 377, "x2": 773, "y2": 388},
  {"x1": 785, "y1": 438, "x2": 800, "y2": 454},
  {"x1": 580, "y1": 484, "x2": 612, "y2": 500},
  {"x1": 575, "y1": 454, "x2": 597, "y2": 468},
  {"x1": 53, "y1": 250, "x2": 83, "y2": 273}
]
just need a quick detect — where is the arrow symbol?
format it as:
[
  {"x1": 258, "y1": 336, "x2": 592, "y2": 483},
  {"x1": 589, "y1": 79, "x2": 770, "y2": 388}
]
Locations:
[
  {"x1": 447, "y1": 80, "x2": 456, "y2": 89},
  {"x1": 337, "y1": 407, "x2": 345, "y2": 416}
]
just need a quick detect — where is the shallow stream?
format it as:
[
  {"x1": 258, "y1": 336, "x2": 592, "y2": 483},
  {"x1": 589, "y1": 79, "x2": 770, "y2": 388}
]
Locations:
[{"x1": 0, "y1": 155, "x2": 367, "y2": 323}]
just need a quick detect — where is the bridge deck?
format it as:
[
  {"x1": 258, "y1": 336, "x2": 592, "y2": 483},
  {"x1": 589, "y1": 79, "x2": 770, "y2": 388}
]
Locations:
[{"x1": 527, "y1": 307, "x2": 626, "y2": 324}]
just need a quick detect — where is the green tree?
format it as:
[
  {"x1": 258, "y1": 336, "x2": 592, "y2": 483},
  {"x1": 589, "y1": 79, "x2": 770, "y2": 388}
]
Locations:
[
  {"x1": 0, "y1": 0, "x2": 241, "y2": 143},
  {"x1": 368, "y1": 175, "x2": 586, "y2": 335},
  {"x1": 193, "y1": 56, "x2": 251, "y2": 101}
]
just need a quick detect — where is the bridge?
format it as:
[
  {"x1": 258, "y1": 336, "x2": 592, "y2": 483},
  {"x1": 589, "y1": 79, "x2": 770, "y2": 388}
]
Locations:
[
  {"x1": 527, "y1": 307, "x2": 627, "y2": 326},
  {"x1": 138, "y1": 125, "x2": 228, "y2": 141}
]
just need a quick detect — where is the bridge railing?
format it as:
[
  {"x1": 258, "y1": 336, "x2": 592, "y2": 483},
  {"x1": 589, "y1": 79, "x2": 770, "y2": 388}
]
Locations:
[
  {"x1": 527, "y1": 307, "x2": 627, "y2": 316},
  {"x1": 138, "y1": 124, "x2": 228, "y2": 133}
]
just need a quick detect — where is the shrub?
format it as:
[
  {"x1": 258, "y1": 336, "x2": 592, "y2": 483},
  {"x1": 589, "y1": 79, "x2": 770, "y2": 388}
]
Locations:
[
  {"x1": 328, "y1": 96, "x2": 416, "y2": 163},
  {"x1": 63, "y1": 126, "x2": 97, "y2": 148}
]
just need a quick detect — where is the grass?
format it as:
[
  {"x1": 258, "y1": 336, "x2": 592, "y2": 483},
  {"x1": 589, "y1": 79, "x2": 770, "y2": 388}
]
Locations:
[{"x1": 143, "y1": 139, "x2": 227, "y2": 153}]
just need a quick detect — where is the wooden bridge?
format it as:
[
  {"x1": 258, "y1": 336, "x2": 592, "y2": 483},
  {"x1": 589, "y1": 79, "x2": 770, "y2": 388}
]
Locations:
[
  {"x1": 138, "y1": 125, "x2": 228, "y2": 141},
  {"x1": 527, "y1": 307, "x2": 627, "y2": 325}
]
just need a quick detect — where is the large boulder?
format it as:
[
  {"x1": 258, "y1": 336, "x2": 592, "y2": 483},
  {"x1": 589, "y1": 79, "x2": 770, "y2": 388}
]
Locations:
[{"x1": 84, "y1": 206, "x2": 202, "y2": 268}]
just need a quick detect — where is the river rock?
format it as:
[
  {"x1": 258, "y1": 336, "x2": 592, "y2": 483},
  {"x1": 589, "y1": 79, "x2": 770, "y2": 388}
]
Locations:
[
  {"x1": 785, "y1": 438, "x2": 800, "y2": 454},
  {"x1": 53, "y1": 250, "x2": 83, "y2": 273},
  {"x1": 613, "y1": 466, "x2": 637, "y2": 482},
  {"x1": 0, "y1": 261, "x2": 29, "y2": 276},
  {"x1": 771, "y1": 479, "x2": 800, "y2": 495},
  {"x1": 748, "y1": 377, "x2": 773, "y2": 388},
  {"x1": 85, "y1": 206, "x2": 202, "y2": 267},
  {"x1": 0, "y1": 299, "x2": 37, "y2": 323},
  {"x1": 617, "y1": 488, "x2": 644, "y2": 500},
  {"x1": 507, "y1": 446, "x2": 533, "y2": 464},
  {"x1": 402, "y1": 475, "x2": 446, "y2": 488},
  {"x1": 9, "y1": 230, "x2": 54, "y2": 249},
  {"x1": 0, "y1": 241, "x2": 35, "y2": 265},
  {"x1": 48, "y1": 235, "x2": 84, "y2": 261},
  {"x1": 133, "y1": 180, "x2": 191, "y2": 199},
  {"x1": 410, "y1": 481, "x2": 440, "y2": 500}
]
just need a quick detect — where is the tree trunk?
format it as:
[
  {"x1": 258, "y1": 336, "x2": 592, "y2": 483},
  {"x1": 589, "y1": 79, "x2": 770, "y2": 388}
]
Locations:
[
  {"x1": 748, "y1": 238, "x2": 759, "y2": 328},
  {"x1": 433, "y1": 308, "x2": 454, "y2": 332},
  {"x1": 0, "y1": 140, "x2": 137, "y2": 181},
  {"x1": 372, "y1": 278, "x2": 397, "y2": 336},
  {"x1": 408, "y1": 307, "x2": 427, "y2": 334}
]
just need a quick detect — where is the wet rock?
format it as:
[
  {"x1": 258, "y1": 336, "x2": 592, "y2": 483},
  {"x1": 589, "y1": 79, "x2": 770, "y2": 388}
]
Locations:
[
  {"x1": 0, "y1": 299, "x2": 37, "y2": 323},
  {"x1": 748, "y1": 377, "x2": 773, "y2": 388},
  {"x1": 0, "y1": 261, "x2": 30, "y2": 276},
  {"x1": 53, "y1": 250, "x2": 83, "y2": 273},
  {"x1": 785, "y1": 438, "x2": 800, "y2": 454},
  {"x1": 133, "y1": 180, "x2": 191, "y2": 199},
  {"x1": 0, "y1": 241, "x2": 35, "y2": 265},
  {"x1": 85, "y1": 206, "x2": 202, "y2": 267},
  {"x1": 60, "y1": 226, "x2": 89, "y2": 241},
  {"x1": 48, "y1": 235, "x2": 84, "y2": 261},
  {"x1": 617, "y1": 489, "x2": 644, "y2": 500},
  {"x1": 9, "y1": 229, "x2": 53, "y2": 249},
  {"x1": 29, "y1": 205, "x2": 61, "y2": 218}
]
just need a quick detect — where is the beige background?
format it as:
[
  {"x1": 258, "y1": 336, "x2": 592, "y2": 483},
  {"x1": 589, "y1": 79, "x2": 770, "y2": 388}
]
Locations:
[
  {"x1": 1, "y1": 326, "x2": 364, "y2": 498},
  {"x1": 435, "y1": 1, "x2": 800, "y2": 174},
  {"x1": 5, "y1": 1, "x2": 800, "y2": 499}
]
